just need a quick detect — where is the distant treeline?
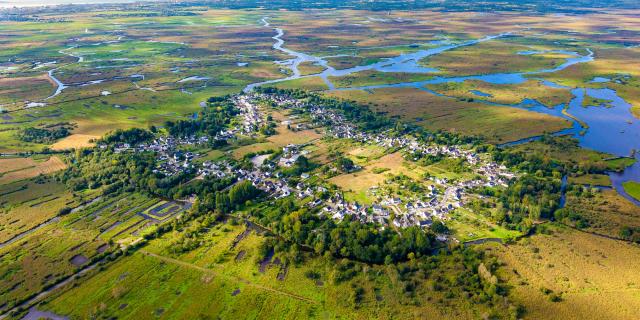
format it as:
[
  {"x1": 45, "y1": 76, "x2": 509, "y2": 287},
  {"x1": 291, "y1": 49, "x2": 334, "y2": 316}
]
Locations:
[
  {"x1": 3, "y1": 0, "x2": 639, "y2": 17},
  {"x1": 180, "y1": 0, "x2": 640, "y2": 13}
]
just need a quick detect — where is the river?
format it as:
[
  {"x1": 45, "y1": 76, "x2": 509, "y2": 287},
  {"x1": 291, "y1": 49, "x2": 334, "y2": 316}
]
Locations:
[{"x1": 246, "y1": 17, "x2": 639, "y2": 205}]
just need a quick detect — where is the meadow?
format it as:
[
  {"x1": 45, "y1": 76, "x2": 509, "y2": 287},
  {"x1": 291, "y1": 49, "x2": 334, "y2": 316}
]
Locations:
[
  {"x1": 483, "y1": 224, "x2": 640, "y2": 320},
  {"x1": 327, "y1": 88, "x2": 571, "y2": 143},
  {"x1": 622, "y1": 181, "x2": 640, "y2": 201}
]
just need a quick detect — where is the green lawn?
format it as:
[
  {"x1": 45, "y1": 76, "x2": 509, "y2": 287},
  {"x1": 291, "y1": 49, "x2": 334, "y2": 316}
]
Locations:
[{"x1": 622, "y1": 181, "x2": 640, "y2": 201}]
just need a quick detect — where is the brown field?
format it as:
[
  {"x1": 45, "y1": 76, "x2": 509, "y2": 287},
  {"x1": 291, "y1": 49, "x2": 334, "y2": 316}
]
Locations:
[
  {"x1": 483, "y1": 225, "x2": 640, "y2": 320},
  {"x1": 327, "y1": 88, "x2": 571, "y2": 143},
  {"x1": 0, "y1": 157, "x2": 38, "y2": 174},
  {"x1": 0, "y1": 156, "x2": 67, "y2": 185},
  {"x1": 426, "y1": 79, "x2": 574, "y2": 107},
  {"x1": 50, "y1": 134, "x2": 99, "y2": 150}
]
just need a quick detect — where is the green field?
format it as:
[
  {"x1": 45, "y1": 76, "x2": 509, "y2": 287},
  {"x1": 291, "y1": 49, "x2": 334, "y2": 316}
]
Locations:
[{"x1": 623, "y1": 181, "x2": 640, "y2": 201}]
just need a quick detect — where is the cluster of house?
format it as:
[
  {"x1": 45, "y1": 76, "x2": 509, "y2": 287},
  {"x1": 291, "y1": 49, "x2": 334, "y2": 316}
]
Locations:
[
  {"x1": 248, "y1": 92, "x2": 518, "y2": 229},
  {"x1": 235, "y1": 95, "x2": 265, "y2": 135},
  {"x1": 108, "y1": 91, "x2": 517, "y2": 232}
]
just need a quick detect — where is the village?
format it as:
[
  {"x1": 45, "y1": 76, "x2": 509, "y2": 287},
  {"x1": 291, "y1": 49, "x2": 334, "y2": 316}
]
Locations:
[{"x1": 107, "y1": 91, "x2": 516, "y2": 232}]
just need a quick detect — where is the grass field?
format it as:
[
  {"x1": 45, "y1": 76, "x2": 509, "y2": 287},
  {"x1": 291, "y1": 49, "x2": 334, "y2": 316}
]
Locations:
[
  {"x1": 273, "y1": 76, "x2": 329, "y2": 91},
  {"x1": 483, "y1": 224, "x2": 640, "y2": 320},
  {"x1": 419, "y1": 40, "x2": 574, "y2": 77},
  {"x1": 622, "y1": 181, "x2": 640, "y2": 201},
  {"x1": 297, "y1": 62, "x2": 326, "y2": 76},
  {"x1": 327, "y1": 88, "x2": 572, "y2": 143},
  {"x1": 568, "y1": 174, "x2": 611, "y2": 187},
  {"x1": 328, "y1": 70, "x2": 434, "y2": 88},
  {"x1": 426, "y1": 79, "x2": 574, "y2": 107},
  {"x1": 564, "y1": 189, "x2": 640, "y2": 238},
  {"x1": 507, "y1": 137, "x2": 635, "y2": 172},
  {"x1": 38, "y1": 220, "x2": 511, "y2": 319},
  {"x1": 448, "y1": 207, "x2": 522, "y2": 242}
]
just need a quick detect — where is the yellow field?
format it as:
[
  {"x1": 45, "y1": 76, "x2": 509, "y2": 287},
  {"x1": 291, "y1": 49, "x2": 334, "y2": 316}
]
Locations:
[
  {"x1": 329, "y1": 152, "x2": 425, "y2": 203},
  {"x1": 50, "y1": 134, "x2": 99, "y2": 150},
  {"x1": 233, "y1": 125, "x2": 323, "y2": 158},
  {"x1": 0, "y1": 156, "x2": 67, "y2": 185},
  {"x1": 483, "y1": 225, "x2": 640, "y2": 320}
]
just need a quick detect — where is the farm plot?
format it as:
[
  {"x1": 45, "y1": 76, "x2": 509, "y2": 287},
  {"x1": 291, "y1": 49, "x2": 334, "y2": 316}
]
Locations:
[
  {"x1": 140, "y1": 200, "x2": 191, "y2": 222},
  {"x1": 0, "y1": 156, "x2": 67, "y2": 185}
]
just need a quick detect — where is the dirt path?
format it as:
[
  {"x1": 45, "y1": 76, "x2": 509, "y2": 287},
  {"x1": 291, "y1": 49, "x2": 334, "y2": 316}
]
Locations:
[{"x1": 139, "y1": 250, "x2": 318, "y2": 304}]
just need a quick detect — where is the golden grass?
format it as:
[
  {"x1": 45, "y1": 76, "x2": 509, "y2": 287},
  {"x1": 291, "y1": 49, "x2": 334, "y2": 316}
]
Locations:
[
  {"x1": 0, "y1": 156, "x2": 67, "y2": 185},
  {"x1": 50, "y1": 134, "x2": 99, "y2": 151},
  {"x1": 483, "y1": 225, "x2": 640, "y2": 320},
  {"x1": 327, "y1": 88, "x2": 571, "y2": 143}
]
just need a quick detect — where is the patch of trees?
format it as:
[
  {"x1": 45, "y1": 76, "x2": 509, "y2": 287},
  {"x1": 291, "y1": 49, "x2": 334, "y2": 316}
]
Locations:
[
  {"x1": 495, "y1": 175, "x2": 562, "y2": 232},
  {"x1": 165, "y1": 96, "x2": 238, "y2": 138},
  {"x1": 18, "y1": 125, "x2": 71, "y2": 143},
  {"x1": 620, "y1": 226, "x2": 640, "y2": 243},
  {"x1": 335, "y1": 157, "x2": 357, "y2": 173},
  {"x1": 101, "y1": 128, "x2": 153, "y2": 145},
  {"x1": 214, "y1": 180, "x2": 262, "y2": 213},
  {"x1": 281, "y1": 155, "x2": 316, "y2": 176},
  {"x1": 554, "y1": 207, "x2": 590, "y2": 229},
  {"x1": 246, "y1": 197, "x2": 436, "y2": 264}
]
